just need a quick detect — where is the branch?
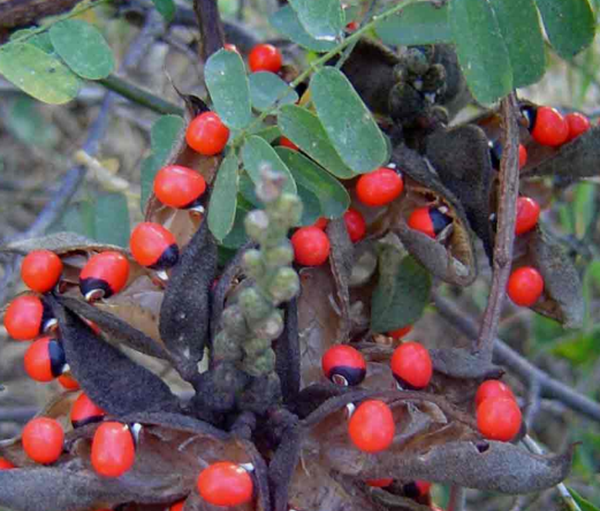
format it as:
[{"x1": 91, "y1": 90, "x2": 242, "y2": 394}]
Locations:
[
  {"x1": 193, "y1": 0, "x2": 226, "y2": 61},
  {"x1": 447, "y1": 486, "x2": 467, "y2": 511},
  {"x1": 433, "y1": 293, "x2": 600, "y2": 422},
  {"x1": 475, "y1": 92, "x2": 520, "y2": 361}
]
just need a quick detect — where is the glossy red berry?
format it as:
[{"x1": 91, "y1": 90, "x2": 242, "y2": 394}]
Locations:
[
  {"x1": 279, "y1": 136, "x2": 299, "y2": 151},
  {"x1": 223, "y1": 43, "x2": 239, "y2": 53},
  {"x1": 71, "y1": 393, "x2": 106, "y2": 428},
  {"x1": 313, "y1": 217, "x2": 329, "y2": 230},
  {"x1": 477, "y1": 397, "x2": 522, "y2": 442},
  {"x1": 322, "y1": 345, "x2": 366, "y2": 386},
  {"x1": 291, "y1": 226, "x2": 330, "y2": 266},
  {"x1": 366, "y1": 478, "x2": 393, "y2": 487},
  {"x1": 407, "y1": 207, "x2": 452, "y2": 239},
  {"x1": 197, "y1": 462, "x2": 254, "y2": 507},
  {"x1": 80, "y1": 251, "x2": 130, "y2": 301},
  {"x1": 475, "y1": 380, "x2": 515, "y2": 409},
  {"x1": 391, "y1": 342, "x2": 432, "y2": 389},
  {"x1": 515, "y1": 196, "x2": 540, "y2": 235},
  {"x1": 22, "y1": 417, "x2": 64, "y2": 464},
  {"x1": 58, "y1": 373, "x2": 80, "y2": 391},
  {"x1": 346, "y1": 20, "x2": 359, "y2": 32},
  {"x1": 21, "y1": 250, "x2": 63, "y2": 293},
  {"x1": 348, "y1": 400, "x2": 395, "y2": 453},
  {"x1": 154, "y1": 165, "x2": 207, "y2": 209},
  {"x1": 0, "y1": 457, "x2": 16, "y2": 469},
  {"x1": 507, "y1": 267, "x2": 544, "y2": 307},
  {"x1": 356, "y1": 168, "x2": 403, "y2": 207},
  {"x1": 530, "y1": 106, "x2": 569, "y2": 147},
  {"x1": 388, "y1": 324, "x2": 413, "y2": 339},
  {"x1": 518, "y1": 144, "x2": 527, "y2": 168},
  {"x1": 565, "y1": 112, "x2": 591, "y2": 142},
  {"x1": 344, "y1": 208, "x2": 366, "y2": 243},
  {"x1": 130, "y1": 223, "x2": 179, "y2": 270},
  {"x1": 92, "y1": 422, "x2": 136, "y2": 477},
  {"x1": 24, "y1": 337, "x2": 67, "y2": 382},
  {"x1": 248, "y1": 43, "x2": 282, "y2": 73},
  {"x1": 186, "y1": 112, "x2": 230, "y2": 156},
  {"x1": 4, "y1": 295, "x2": 53, "y2": 341}
]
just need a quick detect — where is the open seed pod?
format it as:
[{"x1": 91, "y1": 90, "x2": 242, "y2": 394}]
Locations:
[
  {"x1": 386, "y1": 144, "x2": 478, "y2": 286},
  {"x1": 512, "y1": 224, "x2": 584, "y2": 328}
]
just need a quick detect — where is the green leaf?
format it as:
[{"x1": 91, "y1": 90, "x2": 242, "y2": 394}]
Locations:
[
  {"x1": 94, "y1": 193, "x2": 130, "y2": 247},
  {"x1": 249, "y1": 72, "x2": 298, "y2": 111},
  {"x1": 573, "y1": 182, "x2": 596, "y2": 237},
  {"x1": 7, "y1": 96, "x2": 58, "y2": 148},
  {"x1": 10, "y1": 29, "x2": 54, "y2": 53},
  {"x1": 278, "y1": 105, "x2": 356, "y2": 179},
  {"x1": 222, "y1": 199, "x2": 251, "y2": 249},
  {"x1": 376, "y1": 2, "x2": 451, "y2": 46},
  {"x1": 140, "y1": 156, "x2": 158, "y2": 212},
  {"x1": 208, "y1": 152, "x2": 239, "y2": 240},
  {"x1": 448, "y1": 0, "x2": 512, "y2": 104},
  {"x1": 276, "y1": 147, "x2": 350, "y2": 218},
  {"x1": 254, "y1": 126, "x2": 282, "y2": 144},
  {"x1": 492, "y1": 0, "x2": 546, "y2": 88},
  {"x1": 241, "y1": 136, "x2": 297, "y2": 194},
  {"x1": 152, "y1": 0, "x2": 176, "y2": 22},
  {"x1": 311, "y1": 67, "x2": 387, "y2": 173},
  {"x1": 296, "y1": 183, "x2": 322, "y2": 226},
  {"x1": 270, "y1": 5, "x2": 337, "y2": 52},
  {"x1": 568, "y1": 487, "x2": 600, "y2": 511},
  {"x1": 0, "y1": 43, "x2": 81, "y2": 104},
  {"x1": 49, "y1": 20, "x2": 114, "y2": 80},
  {"x1": 534, "y1": 0, "x2": 595, "y2": 59},
  {"x1": 553, "y1": 329, "x2": 600, "y2": 366},
  {"x1": 371, "y1": 251, "x2": 432, "y2": 333},
  {"x1": 57, "y1": 201, "x2": 96, "y2": 238},
  {"x1": 288, "y1": 0, "x2": 344, "y2": 42},
  {"x1": 205, "y1": 49, "x2": 252, "y2": 129},
  {"x1": 151, "y1": 114, "x2": 185, "y2": 164}
]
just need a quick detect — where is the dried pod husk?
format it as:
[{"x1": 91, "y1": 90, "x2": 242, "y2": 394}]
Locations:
[
  {"x1": 274, "y1": 298, "x2": 301, "y2": 404},
  {"x1": 48, "y1": 296, "x2": 179, "y2": 416},
  {"x1": 0, "y1": 232, "x2": 126, "y2": 256},
  {"x1": 425, "y1": 124, "x2": 495, "y2": 263},
  {"x1": 513, "y1": 225, "x2": 584, "y2": 328},
  {"x1": 57, "y1": 296, "x2": 170, "y2": 361},
  {"x1": 388, "y1": 144, "x2": 478, "y2": 286},
  {"x1": 159, "y1": 218, "x2": 218, "y2": 379}
]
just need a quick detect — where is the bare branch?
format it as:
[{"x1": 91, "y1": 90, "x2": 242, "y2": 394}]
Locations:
[
  {"x1": 475, "y1": 92, "x2": 520, "y2": 361},
  {"x1": 194, "y1": 0, "x2": 226, "y2": 61},
  {"x1": 447, "y1": 486, "x2": 467, "y2": 511}
]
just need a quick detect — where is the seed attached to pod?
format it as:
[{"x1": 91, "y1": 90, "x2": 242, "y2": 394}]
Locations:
[
  {"x1": 91, "y1": 422, "x2": 136, "y2": 477},
  {"x1": 197, "y1": 461, "x2": 254, "y2": 507},
  {"x1": 4, "y1": 295, "x2": 55, "y2": 341},
  {"x1": 391, "y1": 341, "x2": 432, "y2": 389},
  {"x1": 322, "y1": 345, "x2": 367, "y2": 386},
  {"x1": 407, "y1": 207, "x2": 452, "y2": 239},
  {"x1": 21, "y1": 250, "x2": 63, "y2": 293},
  {"x1": 153, "y1": 165, "x2": 207, "y2": 209},
  {"x1": 70, "y1": 392, "x2": 106, "y2": 428},
  {"x1": 348, "y1": 400, "x2": 395, "y2": 453},
  {"x1": 79, "y1": 251, "x2": 130, "y2": 302},
  {"x1": 130, "y1": 223, "x2": 179, "y2": 271},
  {"x1": 507, "y1": 267, "x2": 544, "y2": 307},
  {"x1": 22, "y1": 417, "x2": 64, "y2": 464},
  {"x1": 24, "y1": 337, "x2": 67, "y2": 382}
]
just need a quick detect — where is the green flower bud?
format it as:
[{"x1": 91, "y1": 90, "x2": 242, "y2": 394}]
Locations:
[
  {"x1": 263, "y1": 241, "x2": 294, "y2": 268},
  {"x1": 253, "y1": 310, "x2": 284, "y2": 340},
  {"x1": 212, "y1": 330, "x2": 243, "y2": 362},
  {"x1": 242, "y1": 249, "x2": 265, "y2": 279},
  {"x1": 239, "y1": 287, "x2": 271, "y2": 323},
  {"x1": 242, "y1": 347, "x2": 276, "y2": 377},
  {"x1": 245, "y1": 210, "x2": 270, "y2": 242},
  {"x1": 268, "y1": 267, "x2": 300, "y2": 304},
  {"x1": 243, "y1": 336, "x2": 271, "y2": 358},
  {"x1": 274, "y1": 193, "x2": 303, "y2": 227},
  {"x1": 221, "y1": 305, "x2": 249, "y2": 339}
]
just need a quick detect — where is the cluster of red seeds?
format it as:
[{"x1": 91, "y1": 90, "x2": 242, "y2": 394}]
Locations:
[{"x1": 529, "y1": 107, "x2": 590, "y2": 147}]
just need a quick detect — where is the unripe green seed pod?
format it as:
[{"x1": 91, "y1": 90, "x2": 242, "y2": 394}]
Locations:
[
  {"x1": 245, "y1": 210, "x2": 270, "y2": 242},
  {"x1": 242, "y1": 249, "x2": 265, "y2": 279},
  {"x1": 239, "y1": 287, "x2": 272, "y2": 323},
  {"x1": 263, "y1": 241, "x2": 294, "y2": 268},
  {"x1": 268, "y1": 267, "x2": 300, "y2": 304}
]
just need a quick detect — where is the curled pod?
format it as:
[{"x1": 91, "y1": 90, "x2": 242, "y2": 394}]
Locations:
[
  {"x1": 159, "y1": 218, "x2": 218, "y2": 377},
  {"x1": 388, "y1": 144, "x2": 478, "y2": 286},
  {"x1": 515, "y1": 225, "x2": 583, "y2": 328}
]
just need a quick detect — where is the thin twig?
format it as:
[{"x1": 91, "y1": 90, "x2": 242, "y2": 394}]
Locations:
[
  {"x1": 0, "y1": 406, "x2": 38, "y2": 423},
  {"x1": 524, "y1": 377, "x2": 541, "y2": 427},
  {"x1": 433, "y1": 293, "x2": 600, "y2": 422},
  {"x1": 522, "y1": 436, "x2": 581, "y2": 511},
  {"x1": 447, "y1": 486, "x2": 467, "y2": 511},
  {"x1": 475, "y1": 92, "x2": 520, "y2": 362}
]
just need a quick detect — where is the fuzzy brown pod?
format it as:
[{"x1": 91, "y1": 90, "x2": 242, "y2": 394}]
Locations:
[
  {"x1": 425, "y1": 124, "x2": 495, "y2": 262},
  {"x1": 513, "y1": 225, "x2": 584, "y2": 328},
  {"x1": 48, "y1": 296, "x2": 180, "y2": 416},
  {"x1": 0, "y1": 232, "x2": 125, "y2": 256},
  {"x1": 387, "y1": 144, "x2": 478, "y2": 286},
  {"x1": 297, "y1": 266, "x2": 345, "y2": 387},
  {"x1": 274, "y1": 298, "x2": 301, "y2": 405},
  {"x1": 57, "y1": 295, "x2": 170, "y2": 360},
  {"x1": 159, "y1": 217, "x2": 218, "y2": 379}
]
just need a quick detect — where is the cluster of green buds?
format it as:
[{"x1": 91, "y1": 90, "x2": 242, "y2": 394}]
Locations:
[{"x1": 213, "y1": 168, "x2": 302, "y2": 381}]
